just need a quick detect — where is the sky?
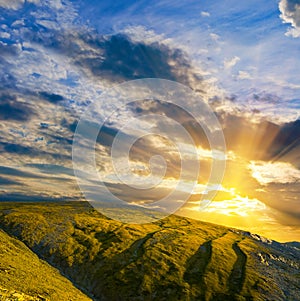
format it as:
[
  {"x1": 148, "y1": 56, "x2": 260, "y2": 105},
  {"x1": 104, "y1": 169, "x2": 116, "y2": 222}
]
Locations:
[{"x1": 0, "y1": 0, "x2": 300, "y2": 242}]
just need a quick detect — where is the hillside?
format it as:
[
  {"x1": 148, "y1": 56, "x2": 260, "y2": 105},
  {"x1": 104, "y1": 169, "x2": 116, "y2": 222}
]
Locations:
[
  {"x1": 0, "y1": 228, "x2": 91, "y2": 301},
  {"x1": 0, "y1": 202, "x2": 299, "y2": 301}
]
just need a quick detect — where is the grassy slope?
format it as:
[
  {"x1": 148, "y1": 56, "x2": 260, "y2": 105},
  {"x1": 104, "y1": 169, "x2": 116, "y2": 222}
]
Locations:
[
  {"x1": 0, "y1": 201, "x2": 299, "y2": 301},
  {"x1": 0, "y1": 228, "x2": 91, "y2": 301}
]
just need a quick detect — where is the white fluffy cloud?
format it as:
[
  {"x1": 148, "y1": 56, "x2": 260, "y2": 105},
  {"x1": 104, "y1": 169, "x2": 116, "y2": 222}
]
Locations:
[
  {"x1": 237, "y1": 71, "x2": 252, "y2": 80},
  {"x1": 0, "y1": 0, "x2": 58, "y2": 11},
  {"x1": 201, "y1": 196, "x2": 266, "y2": 217},
  {"x1": 249, "y1": 161, "x2": 300, "y2": 185},
  {"x1": 48, "y1": 0, "x2": 63, "y2": 10},
  {"x1": 224, "y1": 56, "x2": 240, "y2": 70},
  {"x1": 0, "y1": 0, "x2": 24, "y2": 10},
  {"x1": 200, "y1": 11, "x2": 210, "y2": 17},
  {"x1": 279, "y1": 0, "x2": 300, "y2": 37}
]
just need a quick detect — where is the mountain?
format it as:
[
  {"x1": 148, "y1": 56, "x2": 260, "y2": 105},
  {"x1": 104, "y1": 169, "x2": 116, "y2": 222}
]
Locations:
[
  {"x1": 0, "y1": 228, "x2": 91, "y2": 300},
  {"x1": 0, "y1": 201, "x2": 299, "y2": 301},
  {"x1": 285, "y1": 241, "x2": 300, "y2": 250}
]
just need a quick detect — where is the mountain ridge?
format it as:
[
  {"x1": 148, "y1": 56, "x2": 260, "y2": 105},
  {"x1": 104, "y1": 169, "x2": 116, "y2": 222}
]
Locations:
[
  {"x1": 0, "y1": 227, "x2": 92, "y2": 300},
  {"x1": 0, "y1": 201, "x2": 299, "y2": 301}
]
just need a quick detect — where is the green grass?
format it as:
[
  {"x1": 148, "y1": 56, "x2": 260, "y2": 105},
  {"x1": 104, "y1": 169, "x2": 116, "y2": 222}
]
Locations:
[
  {"x1": 0, "y1": 201, "x2": 299, "y2": 301},
  {"x1": 0, "y1": 228, "x2": 91, "y2": 301}
]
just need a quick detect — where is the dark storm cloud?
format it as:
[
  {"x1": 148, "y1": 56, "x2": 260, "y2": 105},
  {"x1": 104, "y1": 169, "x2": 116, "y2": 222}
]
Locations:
[
  {"x1": 0, "y1": 93, "x2": 34, "y2": 121},
  {"x1": 38, "y1": 91, "x2": 64, "y2": 103},
  {"x1": 0, "y1": 42, "x2": 21, "y2": 57},
  {"x1": 0, "y1": 166, "x2": 75, "y2": 189},
  {"x1": 45, "y1": 134, "x2": 73, "y2": 146},
  {"x1": 76, "y1": 34, "x2": 192, "y2": 83},
  {"x1": 0, "y1": 69, "x2": 17, "y2": 90},
  {"x1": 0, "y1": 142, "x2": 71, "y2": 161},
  {"x1": 68, "y1": 119, "x2": 132, "y2": 148},
  {"x1": 28, "y1": 28, "x2": 201, "y2": 86},
  {"x1": 252, "y1": 92, "x2": 281, "y2": 104},
  {"x1": 69, "y1": 115, "x2": 205, "y2": 181},
  {"x1": 0, "y1": 164, "x2": 73, "y2": 184},
  {"x1": 84, "y1": 181, "x2": 173, "y2": 204},
  {"x1": 0, "y1": 142, "x2": 40, "y2": 156},
  {"x1": 66, "y1": 120, "x2": 78, "y2": 133},
  {"x1": 217, "y1": 112, "x2": 280, "y2": 160},
  {"x1": 0, "y1": 193, "x2": 79, "y2": 202},
  {"x1": 217, "y1": 111, "x2": 300, "y2": 165},
  {"x1": 0, "y1": 71, "x2": 17, "y2": 90},
  {"x1": 0, "y1": 176, "x2": 20, "y2": 185},
  {"x1": 129, "y1": 99, "x2": 210, "y2": 148},
  {"x1": 252, "y1": 182, "x2": 300, "y2": 221},
  {"x1": 266, "y1": 119, "x2": 300, "y2": 163},
  {"x1": 97, "y1": 124, "x2": 123, "y2": 147},
  {"x1": 108, "y1": 183, "x2": 171, "y2": 204},
  {"x1": 279, "y1": 0, "x2": 300, "y2": 37},
  {"x1": 25, "y1": 163, "x2": 75, "y2": 177},
  {"x1": 0, "y1": 165, "x2": 58, "y2": 179},
  {"x1": 68, "y1": 99, "x2": 211, "y2": 182}
]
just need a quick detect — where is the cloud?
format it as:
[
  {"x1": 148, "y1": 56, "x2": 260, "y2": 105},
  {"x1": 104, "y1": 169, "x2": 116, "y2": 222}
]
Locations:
[
  {"x1": 0, "y1": 141, "x2": 71, "y2": 161},
  {"x1": 0, "y1": 176, "x2": 20, "y2": 185},
  {"x1": 224, "y1": 56, "x2": 240, "y2": 70},
  {"x1": 0, "y1": 165, "x2": 52, "y2": 179},
  {"x1": 0, "y1": 41, "x2": 21, "y2": 56},
  {"x1": 28, "y1": 0, "x2": 40, "y2": 4},
  {"x1": 279, "y1": 0, "x2": 300, "y2": 37},
  {"x1": 25, "y1": 163, "x2": 75, "y2": 176},
  {"x1": 237, "y1": 71, "x2": 252, "y2": 80},
  {"x1": 18, "y1": 24, "x2": 207, "y2": 92},
  {"x1": 200, "y1": 11, "x2": 210, "y2": 17},
  {"x1": 209, "y1": 33, "x2": 220, "y2": 41},
  {"x1": 0, "y1": 93, "x2": 34, "y2": 121},
  {"x1": 39, "y1": 91, "x2": 64, "y2": 104},
  {"x1": 48, "y1": 0, "x2": 62, "y2": 10},
  {"x1": 0, "y1": 0, "x2": 298, "y2": 239},
  {"x1": 0, "y1": 8, "x2": 216, "y2": 198},
  {"x1": 0, "y1": 0, "x2": 24, "y2": 10},
  {"x1": 74, "y1": 33, "x2": 198, "y2": 86},
  {"x1": 249, "y1": 161, "x2": 300, "y2": 185},
  {"x1": 121, "y1": 26, "x2": 166, "y2": 44},
  {"x1": 265, "y1": 119, "x2": 300, "y2": 162},
  {"x1": 201, "y1": 196, "x2": 266, "y2": 217},
  {"x1": 0, "y1": 0, "x2": 58, "y2": 11},
  {"x1": 0, "y1": 193, "x2": 78, "y2": 202},
  {"x1": 196, "y1": 147, "x2": 228, "y2": 161}
]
